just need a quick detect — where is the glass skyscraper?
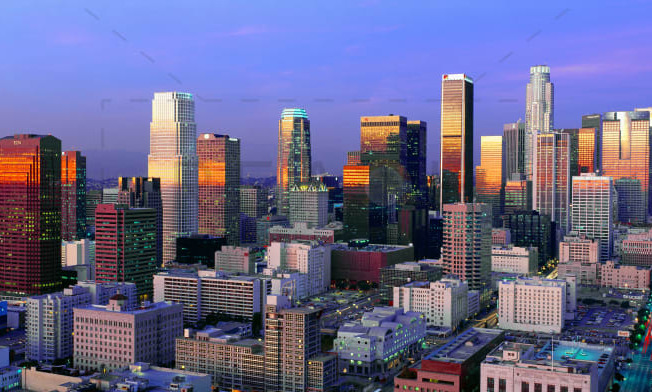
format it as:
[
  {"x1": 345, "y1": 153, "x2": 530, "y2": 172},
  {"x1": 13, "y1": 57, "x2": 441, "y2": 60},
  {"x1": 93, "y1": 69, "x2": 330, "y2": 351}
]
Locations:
[
  {"x1": 148, "y1": 92, "x2": 198, "y2": 264},
  {"x1": 533, "y1": 132, "x2": 570, "y2": 235},
  {"x1": 198, "y1": 133, "x2": 241, "y2": 245},
  {"x1": 476, "y1": 136, "x2": 503, "y2": 226},
  {"x1": 0, "y1": 134, "x2": 62, "y2": 295},
  {"x1": 602, "y1": 110, "x2": 650, "y2": 223},
  {"x1": 61, "y1": 150, "x2": 87, "y2": 241},
  {"x1": 525, "y1": 65, "x2": 554, "y2": 180},
  {"x1": 440, "y1": 74, "x2": 474, "y2": 211},
  {"x1": 118, "y1": 177, "x2": 163, "y2": 264},
  {"x1": 406, "y1": 120, "x2": 427, "y2": 208},
  {"x1": 571, "y1": 174, "x2": 614, "y2": 262},
  {"x1": 276, "y1": 108, "x2": 311, "y2": 216},
  {"x1": 502, "y1": 120, "x2": 526, "y2": 181}
]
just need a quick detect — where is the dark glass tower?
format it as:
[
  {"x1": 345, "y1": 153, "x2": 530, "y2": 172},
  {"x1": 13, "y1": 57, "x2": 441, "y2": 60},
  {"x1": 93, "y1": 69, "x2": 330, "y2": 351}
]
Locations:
[
  {"x1": 502, "y1": 121, "x2": 526, "y2": 181},
  {"x1": 406, "y1": 120, "x2": 428, "y2": 208},
  {"x1": 61, "y1": 151, "x2": 87, "y2": 241}
]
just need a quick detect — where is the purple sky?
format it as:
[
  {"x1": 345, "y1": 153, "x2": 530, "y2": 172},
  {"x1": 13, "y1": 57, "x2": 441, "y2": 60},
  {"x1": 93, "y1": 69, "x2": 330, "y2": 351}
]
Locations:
[{"x1": 1, "y1": 1, "x2": 651, "y2": 178}]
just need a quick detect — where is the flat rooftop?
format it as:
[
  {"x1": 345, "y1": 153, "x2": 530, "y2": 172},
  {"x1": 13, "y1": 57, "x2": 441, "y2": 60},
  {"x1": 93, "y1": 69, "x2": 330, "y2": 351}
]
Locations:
[{"x1": 424, "y1": 328, "x2": 503, "y2": 363}]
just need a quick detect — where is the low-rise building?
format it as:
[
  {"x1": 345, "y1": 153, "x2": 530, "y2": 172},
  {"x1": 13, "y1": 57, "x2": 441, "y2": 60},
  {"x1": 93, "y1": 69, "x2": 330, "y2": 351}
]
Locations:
[
  {"x1": 558, "y1": 262, "x2": 598, "y2": 286},
  {"x1": 267, "y1": 241, "x2": 331, "y2": 297},
  {"x1": 599, "y1": 260, "x2": 651, "y2": 290},
  {"x1": 393, "y1": 278, "x2": 468, "y2": 331},
  {"x1": 214, "y1": 245, "x2": 264, "y2": 274},
  {"x1": 334, "y1": 307, "x2": 426, "y2": 379},
  {"x1": 621, "y1": 228, "x2": 652, "y2": 267},
  {"x1": 0, "y1": 347, "x2": 20, "y2": 391},
  {"x1": 491, "y1": 245, "x2": 538, "y2": 275},
  {"x1": 480, "y1": 341, "x2": 615, "y2": 392},
  {"x1": 73, "y1": 295, "x2": 183, "y2": 371},
  {"x1": 379, "y1": 262, "x2": 442, "y2": 305},
  {"x1": 498, "y1": 276, "x2": 577, "y2": 333},
  {"x1": 393, "y1": 328, "x2": 504, "y2": 392},
  {"x1": 331, "y1": 243, "x2": 414, "y2": 284}
]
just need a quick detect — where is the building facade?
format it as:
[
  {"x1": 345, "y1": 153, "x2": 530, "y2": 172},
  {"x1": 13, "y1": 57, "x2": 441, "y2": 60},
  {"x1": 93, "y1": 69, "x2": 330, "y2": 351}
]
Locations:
[
  {"x1": 491, "y1": 245, "x2": 538, "y2": 275},
  {"x1": 571, "y1": 174, "x2": 615, "y2": 261},
  {"x1": 277, "y1": 108, "x2": 311, "y2": 216},
  {"x1": 476, "y1": 136, "x2": 503, "y2": 226},
  {"x1": 533, "y1": 131, "x2": 570, "y2": 234},
  {"x1": 502, "y1": 121, "x2": 526, "y2": 180},
  {"x1": 379, "y1": 262, "x2": 442, "y2": 305},
  {"x1": 61, "y1": 151, "x2": 87, "y2": 241},
  {"x1": 525, "y1": 65, "x2": 554, "y2": 179},
  {"x1": 331, "y1": 243, "x2": 414, "y2": 284},
  {"x1": 267, "y1": 241, "x2": 331, "y2": 297},
  {"x1": 268, "y1": 222, "x2": 336, "y2": 245},
  {"x1": 599, "y1": 260, "x2": 650, "y2": 290},
  {"x1": 289, "y1": 182, "x2": 328, "y2": 228}
]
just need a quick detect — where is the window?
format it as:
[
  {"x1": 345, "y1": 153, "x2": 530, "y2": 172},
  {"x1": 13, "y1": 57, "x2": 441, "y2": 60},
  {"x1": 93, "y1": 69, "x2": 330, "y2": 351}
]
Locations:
[
  {"x1": 522, "y1": 382, "x2": 529, "y2": 392},
  {"x1": 487, "y1": 377, "x2": 495, "y2": 392},
  {"x1": 547, "y1": 386, "x2": 555, "y2": 392},
  {"x1": 535, "y1": 384, "x2": 542, "y2": 392}
]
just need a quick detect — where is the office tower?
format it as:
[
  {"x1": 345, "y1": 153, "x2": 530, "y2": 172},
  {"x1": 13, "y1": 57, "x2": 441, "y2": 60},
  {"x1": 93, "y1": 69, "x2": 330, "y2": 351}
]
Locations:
[
  {"x1": 582, "y1": 113, "x2": 602, "y2": 172},
  {"x1": 502, "y1": 121, "x2": 526, "y2": 179},
  {"x1": 503, "y1": 174, "x2": 531, "y2": 216},
  {"x1": 440, "y1": 74, "x2": 474, "y2": 209},
  {"x1": 0, "y1": 134, "x2": 61, "y2": 295},
  {"x1": 533, "y1": 132, "x2": 570, "y2": 234},
  {"x1": 426, "y1": 212, "x2": 443, "y2": 259},
  {"x1": 85, "y1": 189, "x2": 102, "y2": 234},
  {"x1": 379, "y1": 262, "x2": 442, "y2": 304},
  {"x1": 73, "y1": 296, "x2": 183, "y2": 372},
  {"x1": 197, "y1": 133, "x2": 241, "y2": 244},
  {"x1": 602, "y1": 111, "x2": 651, "y2": 223},
  {"x1": 61, "y1": 151, "x2": 86, "y2": 241},
  {"x1": 394, "y1": 278, "x2": 468, "y2": 330},
  {"x1": 313, "y1": 173, "x2": 343, "y2": 215},
  {"x1": 95, "y1": 204, "x2": 157, "y2": 300},
  {"x1": 578, "y1": 127, "x2": 598, "y2": 174},
  {"x1": 268, "y1": 241, "x2": 331, "y2": 297},
  {"x1": 476, "y1": 136, "x2": 503, "y2": 226},
  {"x1": 503, "y1": 211, "x2": 555, "y2": 267},
  {"x1": 214, "y1": 246, "x2": 264, "y2": 274},
  {"x1": 175, "y1": 234, "x2": 226, "y2": 267},
  {"x1": 571, "y1": 174, "x2": 615, "y2": 261},
  {"x1": 240, "y1": 185, "x2": 268, "y2": 218},
  {"x1": 498, "y1": 276, "x2": 576, "y2": 333},
  {"x1": 406, "y1": 120, "x2": 427, "y2": 207},
  {"x1": 442, "y1": 203, "x2": 492, "y2": 292},
  {"x1": 491, "y1": 245, "x2": 538, "y2": 275},
  {"x1": 148, "y1": 92, "x2": 198, "y2": 263},
  {"x1": 525, "y1": 65, "x2": 554, "y2": 179},
  {"x1": 118, "y1": 177, "x2": 163, "y2": 265},
  {"x1": 427, "y1": 174, "x2": 440, "y2": 212},
  {"x1": 277, "y1": 108, "x2": 311, "y2": 216},
  {"x1": 347, "y1": 151, "x2": 361, "y2": 165},
  {"x1": 102, "y1": 187, "x2": 119, "y2": 204},
  {"x1": 289, "y1": 181, "x2": 328, "y2": 227},
  {"x1": 343, "y1": 164, "x2": 388, "y2": 242},
  {"x1": 264, "y1": 296, "x2": 324, "y2": 392}
]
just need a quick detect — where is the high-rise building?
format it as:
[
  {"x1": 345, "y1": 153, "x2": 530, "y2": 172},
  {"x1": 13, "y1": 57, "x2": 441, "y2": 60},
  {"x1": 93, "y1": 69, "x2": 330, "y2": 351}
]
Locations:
[
  {"x1": 0, "y1": 134, "x2": 62, "y2": 295},
  {"x1": 503, "y1": 174, "x2": 532, "y2": 216},
  {"x1": 118, "y1": 177, "x2": 163, "y2": 265},
  {"x1": 602, "y1": 111, "x2": 651, "y2": 223},
  {"x1": 427, "y1": 174, "x2": 440, "y2": 212},
  {"x1": 533, "y1": 132, "x2": 570, "y2": 234},
  {"x1": 582, "y1": 113, "x2": 602, "y2": 172},
  {"x1": 289, "y1": 181, "x2": 328, "y2": 227},
  {"x1": 406, "y1": 120, "x2": 428, "y2": 207},
  {"x1": 571, "y1": 174, "x2": 615, "y2": 261},
  {"x1": 502, "y1": 121, "x2": 526, "y2": 180},
  {"x1": 148, "y1": 92, "x2": 198, "y2": 263},
  {"x1": 476, "y1": 136, "x2": 503, "y2": 226},
  {"x1": 442, "y1": 203, "x2": 492, "y2": 293},
  {"x1": 277, "y1": 108, "x2": 311, "y2": 216},
  {"x1": 197, "y1": 133, "x2": 240, "y2": 244},
  {"x1": 525, "y1": 65, "x2": 554, "y2": 179},
  {"x1": 343, "y1": 164, "x2": 388, "y2": 242},
  {"x1": 214, "y1": 246, "x2": 264, "y2": 274},
  {"x1": 440, "y1": 74, "x2": 474, "y2": 209},
  {"x1": 394, "y1": 278, "x2": 468, "y2": 330},
  {"x1": 95, "y1": 204, "x2": 157, "y2": 300},
  {"x1": 578, "y1": 127, "x2": 598, "y2": 174},
  {"x1": 73, "y1": 296, "x2": 183, "y2": 372},
  {"x1": 61, "y1": 151, "x2": 86, "y2": 241},
  {"x1": 85, "y1": 189, "x2": 102, "y2": 234},
  {"x1": 267, "y1": 241, "x2": 331, "y2": 297},
  {"x1": 503, "y1": 211, "x2": 555, "y2": 267},
  {"x1": 175, "y1": 234, "x2": 226, "y2": 267},
  {"x1": 346, "y1": 151, "x2": 361, "y2": 165},
  {"x1": 379, "y1": 262, "x2": 442, "y2": 305},
  {"x1": 240, "y1": 185, "x2": 268, "y2": 218}
]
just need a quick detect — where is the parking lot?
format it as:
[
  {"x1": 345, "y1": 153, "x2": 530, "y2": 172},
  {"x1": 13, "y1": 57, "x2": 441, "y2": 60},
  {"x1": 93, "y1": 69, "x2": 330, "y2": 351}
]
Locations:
[{"x1": 570, "y1": 307, "x2": 632, "y2": 331}]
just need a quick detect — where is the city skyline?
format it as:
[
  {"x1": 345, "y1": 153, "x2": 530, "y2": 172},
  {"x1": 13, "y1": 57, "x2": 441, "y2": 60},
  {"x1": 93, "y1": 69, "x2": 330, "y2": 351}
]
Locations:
[{"x1": 3, "y1": 1, "x2": 651, "y2": 177}]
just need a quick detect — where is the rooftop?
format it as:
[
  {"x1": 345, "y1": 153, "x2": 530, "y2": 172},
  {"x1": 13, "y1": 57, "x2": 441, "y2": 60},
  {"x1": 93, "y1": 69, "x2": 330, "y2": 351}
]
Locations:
[{"x1": 424, "y1": 328, "x2": 503, "y2": 363}]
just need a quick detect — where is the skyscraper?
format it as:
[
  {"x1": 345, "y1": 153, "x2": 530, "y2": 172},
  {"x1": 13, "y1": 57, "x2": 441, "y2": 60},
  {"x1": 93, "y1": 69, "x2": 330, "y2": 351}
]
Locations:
[
  {"x1": 571, "y1": 174, "x2": 615, "y2": 261},
  {"x1": 197, "y1": 133, "x2": 241, "y2": 245},
  {"x1": 148, "y1": 92, "x2": 198, "y2": 263},
  {"x1": 525, "y1": 65, "x2": 554, "y2": 179},
  {"x1": 117, "y1": 177, "x2": 163, "y2": 264},
  {"x1": 533, "y1": 132, "x2": 570, "y2": 234},
  {"x1": 95, "y1": 204, "x2": 157, "y2": 300},
  {"x1": 61, "y1": 151, "x2": 87, "y2": 241},
  {"x1": 289, "y1": 182, "x2": 329, "y2": 228},
  {"x1": 406, "y1": 120, "x2": 428, "y2": 208},
  {"x1": 85, "y1": 189, "x2": 102, "y2": 235},
  {"x1": 503, "y1": 174, "x2": 532, "y2": 216},
  {"x1": 441, "y1": 203, "x2": 492, "y2": 293},
  {"x1": 277, "y1": 108, "x2": 311, "y2": 216},
  {"x1": 476, "y1": 136, "x2": 503, "y2": 226},
  {"x1": 240, "y1": 185, "x2": 268, "y2": 218},
  {"x1": 0, "y1": 134, "x2": 62, "y2": 295},
  {"x1": 342, "y1": 164, "x2": 388, "y2": 242},
  {"x1": 578, "y1": 127, "x2": 598, "y2": 174},
  {"x1": 582, "y1": 114, "x2": 602, "y2": 173},
  {"x1": 502, "y1": 121, "x2": 526, "y2": 180},
  {"x1": 602, "y1": 111, "x2": 650, "y2": 223},
  {"x1": 440, "y1": 74, "x2": 474, "y2": 210}
]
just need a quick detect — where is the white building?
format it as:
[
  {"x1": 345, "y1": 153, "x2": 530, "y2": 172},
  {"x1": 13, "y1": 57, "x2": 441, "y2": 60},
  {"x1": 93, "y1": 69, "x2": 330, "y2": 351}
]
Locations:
[
  {"x1": 571, "y1": 174, "x2": 615, "y2": 261},
  {"x1": 491, "y1": 245, "x2": 538, "y2": 275},
  {"x1": 334, "y1": 307, "x2": 426, "y2": 378},
  {"x1": 214, "y1": 246, "x2": 262, "y2": 274},
  {"x1": 393, "y1": 278, "x2": 468, "y2": 331},
  {"x1": 26, "y1": 282, "x2": 138, "y2": 363},
  {"x1": 61, "y1": 239, "x2": 95, "y2": 267},
  {"x1": 481, "y1": 341, "x2": 615, "y2": 392},
  {"x1": 153, "y1": 270, "x2": 267, "y2": 324},
  {"x1": 498, "y1": 276, "x2": 576, "y2": 333},
  {"x1": 267, "y1": 241, "x2": 331, "y2": 297},
  {"x1": 288, "y1": 182, "x2": 328, "y2": 228}
]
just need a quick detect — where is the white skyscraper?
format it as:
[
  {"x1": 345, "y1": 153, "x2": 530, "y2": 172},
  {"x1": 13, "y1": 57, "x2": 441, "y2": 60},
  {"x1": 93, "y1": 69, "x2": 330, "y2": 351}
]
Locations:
[
  {"x1": 148, "y1": 92, "x2": 198, "y2": 263},
  {"x1": 571, "y1": 174, "x2": 615, "y2": 261},
  {"x1": 525, "y1": 65, "x2": 554, "y2": 179}
]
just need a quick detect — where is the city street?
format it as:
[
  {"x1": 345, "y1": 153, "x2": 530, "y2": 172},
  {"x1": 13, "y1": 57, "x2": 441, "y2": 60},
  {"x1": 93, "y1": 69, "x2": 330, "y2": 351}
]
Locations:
[{"x1": 622, "y1": 303, "x2": 652, "y2": 392}]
